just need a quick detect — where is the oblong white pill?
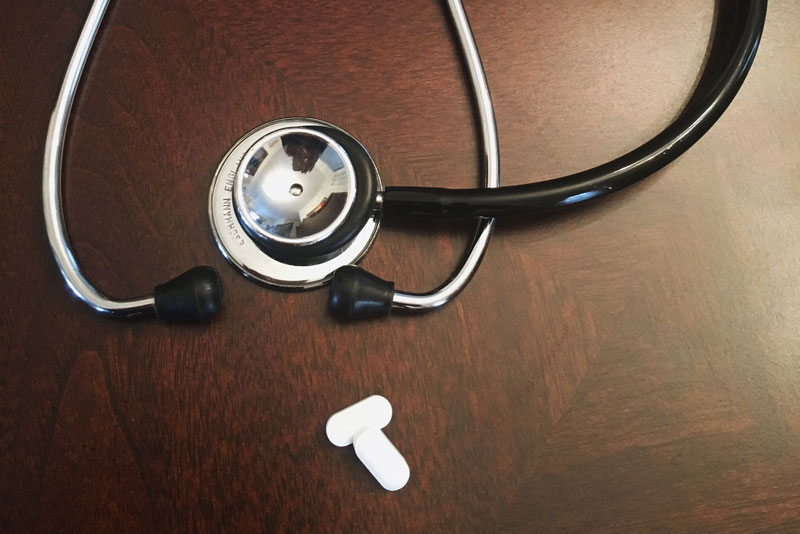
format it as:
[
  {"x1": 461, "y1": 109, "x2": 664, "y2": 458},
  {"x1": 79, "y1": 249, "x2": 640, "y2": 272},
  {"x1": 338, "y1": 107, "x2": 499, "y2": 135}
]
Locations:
[
  {"x1": 326, "y1": 395, "x2": 392, "y2": 447},
  {"x1": 353, "y1": 428, "x2": 410, "y2": 491}
]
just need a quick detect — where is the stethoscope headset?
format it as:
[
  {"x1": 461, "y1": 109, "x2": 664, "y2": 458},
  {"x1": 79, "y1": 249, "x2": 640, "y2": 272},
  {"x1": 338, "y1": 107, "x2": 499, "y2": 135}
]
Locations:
[{"x1": 44, "y1": 0, "x2": 768, "y2": 323}]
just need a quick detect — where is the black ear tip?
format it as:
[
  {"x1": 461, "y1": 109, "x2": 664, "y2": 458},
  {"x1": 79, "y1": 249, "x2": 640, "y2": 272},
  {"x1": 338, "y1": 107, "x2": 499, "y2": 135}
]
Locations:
[
  {"x1": 154, "y1": 266, "x2": 222, "y2": 322},
  {"x1": 328, "y1": 266, "x2": 394, "y2": 321}
]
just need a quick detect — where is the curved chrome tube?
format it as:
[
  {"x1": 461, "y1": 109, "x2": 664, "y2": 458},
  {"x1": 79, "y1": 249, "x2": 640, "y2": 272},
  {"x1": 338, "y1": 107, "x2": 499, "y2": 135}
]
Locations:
[
  {"x1": 391, "y1": 0, "x2": 499, "y2": 311},
  {"x1": 43, "y1": 0, "x2": 156, "y2": 317}
]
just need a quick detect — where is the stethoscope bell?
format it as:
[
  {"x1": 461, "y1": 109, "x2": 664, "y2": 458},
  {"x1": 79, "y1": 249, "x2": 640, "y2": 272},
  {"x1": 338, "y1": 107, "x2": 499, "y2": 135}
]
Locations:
[{"x1": 209, "y1": 118, "x2": 382, "y2": 289}]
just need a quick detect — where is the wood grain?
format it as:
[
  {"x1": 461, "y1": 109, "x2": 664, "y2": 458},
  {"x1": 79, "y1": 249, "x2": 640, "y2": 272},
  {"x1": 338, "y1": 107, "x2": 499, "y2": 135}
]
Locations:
[{"x1": 1, "y1": 1, "x2": 798, "y2": 532}]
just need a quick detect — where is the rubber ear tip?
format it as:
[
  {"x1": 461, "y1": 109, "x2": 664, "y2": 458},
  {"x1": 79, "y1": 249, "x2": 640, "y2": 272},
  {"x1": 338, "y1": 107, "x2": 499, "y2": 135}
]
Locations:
[
  {"x1": 328, "y1": 266, "x2": 394, "y2": 321},
  {"x1": 153, "y1": 266, "x2": 222, "y2": 322}
]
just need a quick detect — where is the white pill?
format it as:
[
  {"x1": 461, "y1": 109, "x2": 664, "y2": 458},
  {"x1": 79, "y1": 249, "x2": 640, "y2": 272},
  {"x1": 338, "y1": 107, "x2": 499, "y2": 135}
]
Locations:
[
  {"x1": 353, "y1": 428, "x2": 410, "y2": 491},
  {"x1": 326, "y1": 395, "x2": 392, "y2": 447}
]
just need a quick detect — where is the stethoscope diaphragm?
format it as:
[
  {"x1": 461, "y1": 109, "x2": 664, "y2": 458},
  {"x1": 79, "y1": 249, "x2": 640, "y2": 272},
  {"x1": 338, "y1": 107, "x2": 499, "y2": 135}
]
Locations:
[{"x1": 209, "y1": 118, "x2": 382, "y2": 289}]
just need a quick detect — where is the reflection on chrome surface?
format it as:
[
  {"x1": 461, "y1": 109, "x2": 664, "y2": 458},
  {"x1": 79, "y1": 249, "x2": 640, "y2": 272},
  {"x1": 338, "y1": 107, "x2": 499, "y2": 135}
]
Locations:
[{"x1": 235, "y1": 128, "x2": 356, "y2": 246}]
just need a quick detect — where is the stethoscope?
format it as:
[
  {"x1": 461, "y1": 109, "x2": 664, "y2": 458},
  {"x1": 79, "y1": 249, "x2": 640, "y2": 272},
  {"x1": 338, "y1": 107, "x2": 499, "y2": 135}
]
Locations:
[{"x1": 44, "y1": 0, "x2": 767, "y2": 323}]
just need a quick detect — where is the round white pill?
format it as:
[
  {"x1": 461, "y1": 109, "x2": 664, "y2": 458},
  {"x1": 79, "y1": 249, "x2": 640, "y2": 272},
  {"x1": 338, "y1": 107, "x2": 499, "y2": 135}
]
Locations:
[{"x1": 326, "y1": 395, "x2": 392, "y2": 447}]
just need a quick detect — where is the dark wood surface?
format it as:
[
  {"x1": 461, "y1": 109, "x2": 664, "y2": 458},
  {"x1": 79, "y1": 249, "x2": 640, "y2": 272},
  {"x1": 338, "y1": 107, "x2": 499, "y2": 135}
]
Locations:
[{"x1": 1, "y1": 1, "x2": 799, "y2": 532}]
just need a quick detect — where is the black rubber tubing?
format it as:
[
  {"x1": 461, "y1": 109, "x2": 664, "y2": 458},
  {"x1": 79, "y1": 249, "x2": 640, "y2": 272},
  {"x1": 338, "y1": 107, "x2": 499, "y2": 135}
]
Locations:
[{"x1": 381, "y1": 0, "x2": 768, "y2": 218}]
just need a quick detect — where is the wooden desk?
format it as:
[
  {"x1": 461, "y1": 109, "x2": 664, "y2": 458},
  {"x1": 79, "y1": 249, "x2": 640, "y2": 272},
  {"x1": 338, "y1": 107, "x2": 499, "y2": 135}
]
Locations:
[{"x1": 1, "y1": 1, "x2": 798, "y2": 531}]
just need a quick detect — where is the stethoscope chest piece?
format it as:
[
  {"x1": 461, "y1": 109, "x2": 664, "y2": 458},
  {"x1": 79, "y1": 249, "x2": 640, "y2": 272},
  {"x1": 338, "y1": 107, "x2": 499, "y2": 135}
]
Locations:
[{"x1": 209, "y1": 118, "x2": 382, "y2": 289}]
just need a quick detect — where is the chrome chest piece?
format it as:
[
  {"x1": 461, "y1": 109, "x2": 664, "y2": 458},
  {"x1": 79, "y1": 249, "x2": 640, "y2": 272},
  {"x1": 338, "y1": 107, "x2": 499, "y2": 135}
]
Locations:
[{"x1": 209, "y1": 118, "x2": 382, "y2": 289}]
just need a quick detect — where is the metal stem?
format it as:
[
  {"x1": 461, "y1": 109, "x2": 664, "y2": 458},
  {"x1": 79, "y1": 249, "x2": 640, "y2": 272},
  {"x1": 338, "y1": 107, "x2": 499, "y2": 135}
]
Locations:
[
  {"x1": 391, "y1": 0, "x2": 499, "y2": 311},
  {"x1": 43, "y1": 0, "x2": 155, "y2": 316}
]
